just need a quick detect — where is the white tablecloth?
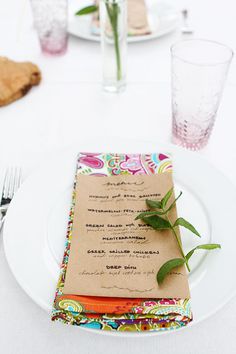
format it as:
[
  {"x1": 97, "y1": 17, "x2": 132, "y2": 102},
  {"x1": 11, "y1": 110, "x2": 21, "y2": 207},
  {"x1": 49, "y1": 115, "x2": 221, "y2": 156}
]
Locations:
[{"x1": 0, "y1": 0, "x2": 236, "y2": 353}]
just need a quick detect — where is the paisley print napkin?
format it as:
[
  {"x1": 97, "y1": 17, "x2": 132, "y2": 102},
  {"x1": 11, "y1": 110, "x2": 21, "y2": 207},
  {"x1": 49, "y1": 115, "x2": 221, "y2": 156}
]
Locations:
[{"x1": 51, "y1": 153, "x2": 192, "y2": 332}]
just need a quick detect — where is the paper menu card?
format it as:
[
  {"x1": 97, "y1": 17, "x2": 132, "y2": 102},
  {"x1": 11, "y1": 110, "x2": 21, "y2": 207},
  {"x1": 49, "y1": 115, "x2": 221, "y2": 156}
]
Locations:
[{"x1": 63, "y1": 172, "x2": 190, "y2": 298}]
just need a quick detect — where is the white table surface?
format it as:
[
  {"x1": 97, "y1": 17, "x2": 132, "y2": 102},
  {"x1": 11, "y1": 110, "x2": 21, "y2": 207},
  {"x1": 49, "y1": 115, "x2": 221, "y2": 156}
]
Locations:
[{"x1": 1, "y1": 0, "x2": 236, "y2": 353}]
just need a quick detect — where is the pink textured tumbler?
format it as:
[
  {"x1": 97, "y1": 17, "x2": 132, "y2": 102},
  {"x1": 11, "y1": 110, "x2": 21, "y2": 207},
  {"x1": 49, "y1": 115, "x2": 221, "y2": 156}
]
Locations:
[
  {"x1": 31, "y1": 0, "x2": 68, "y2": 56},
  {"x1": 171, "y1": 39, "x2": 233, "y2": 150}
]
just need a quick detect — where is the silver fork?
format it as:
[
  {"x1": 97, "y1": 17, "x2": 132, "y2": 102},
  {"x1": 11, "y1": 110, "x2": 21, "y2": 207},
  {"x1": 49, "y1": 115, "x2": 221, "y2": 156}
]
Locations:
[{"x1": 0, "y1": 167, "x2": 22, "y2": 229}]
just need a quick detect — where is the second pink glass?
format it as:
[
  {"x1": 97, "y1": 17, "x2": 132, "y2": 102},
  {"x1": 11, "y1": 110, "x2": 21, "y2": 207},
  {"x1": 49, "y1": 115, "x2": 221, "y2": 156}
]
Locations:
[
  {"x1": 171, "y1": 39, "x2": 233, "y2": 150},
  {"x1": 31, "y1": 0, "x2": 68, "y2": 56}
]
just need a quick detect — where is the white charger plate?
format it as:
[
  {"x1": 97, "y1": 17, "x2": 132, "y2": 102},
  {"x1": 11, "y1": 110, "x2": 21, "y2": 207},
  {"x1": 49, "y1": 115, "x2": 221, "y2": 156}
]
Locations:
[
  {"x1": 3, "y1": 139, "x2": 236, "y2": 337},
  {"x1": 68, "y1": 1, "x2": 180, "y2": 43}
]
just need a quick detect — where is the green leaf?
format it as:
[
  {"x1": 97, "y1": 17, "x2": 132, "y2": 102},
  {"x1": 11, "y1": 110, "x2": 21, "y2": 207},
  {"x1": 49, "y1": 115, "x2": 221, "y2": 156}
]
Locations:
[
  {"x1": 75, "y1": 5, "x2": 98, "y2": 16},
  {"x1": 174, "y1": 217, "x2": 201, "y2": 237},
  {"x1": 185, "y1": 243, "x2": 221, "y2": 261},
  {"x1": 161, "y1": 188, "x2": 173, "y2": 209},
  {"x1": 142, "y1": 215, "x2": 171, "y2": 230},
  {"x1": 157, "y1": 258, "x2": 186, "y2": 284},
  {"x1": 135, "y1": 210, "x2": 165, "y2": 220},
  {"x1": 165, "y1": 191, "x2": 183, "y2": 212},
  {"x1": 146, "y1": 199, "x2": 162, "y2": 209}
]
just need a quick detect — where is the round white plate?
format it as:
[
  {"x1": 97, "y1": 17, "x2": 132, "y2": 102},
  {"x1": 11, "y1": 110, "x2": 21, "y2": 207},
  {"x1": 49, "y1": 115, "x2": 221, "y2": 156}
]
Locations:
[
  {"x1": 3, "y1": 139, "x2": 236, "y2": 337},
  {"x1": 68, "y1": 1, "x2": 180, "y2": 43}
]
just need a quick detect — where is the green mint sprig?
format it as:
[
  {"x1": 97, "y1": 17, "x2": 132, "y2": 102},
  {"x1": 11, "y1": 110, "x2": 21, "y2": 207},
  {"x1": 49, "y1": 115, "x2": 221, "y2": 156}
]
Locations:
[
  {"x1": 135, "y1": 188, "x2": 221, "y2": 285},
  {"x1": 75, "y1": 5, "x2": 98, "y2": 16}
]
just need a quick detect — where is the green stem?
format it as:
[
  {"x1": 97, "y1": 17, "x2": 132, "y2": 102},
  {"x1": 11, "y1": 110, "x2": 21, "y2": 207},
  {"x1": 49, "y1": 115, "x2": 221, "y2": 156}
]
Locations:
[
  {"x1": 164, "y1": 209, "x2": 191, "y2": 272},
  {"x1": 113, "y1": 23, "x2": 121, "y2": 80},
  {"x1": 105, "y1": 2, "x2": 122, "y2": 81}
]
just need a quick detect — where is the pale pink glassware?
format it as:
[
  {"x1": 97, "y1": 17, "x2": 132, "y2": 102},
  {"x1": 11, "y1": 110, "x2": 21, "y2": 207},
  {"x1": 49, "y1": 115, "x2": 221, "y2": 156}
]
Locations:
[
  {"x1": 31, "y1": 0, "x2": 68, "y2": 56},
  {"x1": 171, "y1": 39, "x2": 233, "y2": 150}
]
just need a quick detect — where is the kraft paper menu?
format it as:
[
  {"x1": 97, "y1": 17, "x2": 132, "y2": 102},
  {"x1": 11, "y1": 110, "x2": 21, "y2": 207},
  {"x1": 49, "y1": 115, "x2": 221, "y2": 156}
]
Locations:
[{"x1": 63, "y1": 173, "x2": 190, "y2": 298}]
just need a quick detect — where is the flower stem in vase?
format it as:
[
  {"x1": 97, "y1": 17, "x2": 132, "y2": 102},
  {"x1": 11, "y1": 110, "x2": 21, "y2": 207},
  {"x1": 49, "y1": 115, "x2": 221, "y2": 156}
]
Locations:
[
  {"x1": 101, "y1": 0, "x2": 126, "y2": 92},
  {"x1": 105, "y1": 2, "x2": 122, "y2": 81}
]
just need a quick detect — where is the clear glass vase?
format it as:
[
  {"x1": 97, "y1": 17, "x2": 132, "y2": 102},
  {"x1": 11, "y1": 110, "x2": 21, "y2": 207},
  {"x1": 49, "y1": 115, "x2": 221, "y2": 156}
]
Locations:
[{"x1": 100, "y1": 0, "x2": 127, "y2": 93}]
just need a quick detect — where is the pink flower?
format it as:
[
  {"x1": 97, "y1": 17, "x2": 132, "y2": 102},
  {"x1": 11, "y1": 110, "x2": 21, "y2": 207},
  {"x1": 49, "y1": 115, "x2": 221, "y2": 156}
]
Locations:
[
  {"x1": 143, "y1": 301, "x2": 157, "y2": 307},
  {"x1": 134, "y1": 307, "x2": 144, "y2": 314},
  {"x1": 159, "y1": 299, "x2": 176, "y2": 305},
  {"x1": 80, "y1": 155, "x2": 104, "y2": 169},
  {"x1": 120, "y1": 155, "x2": 145, "y2": 173}
]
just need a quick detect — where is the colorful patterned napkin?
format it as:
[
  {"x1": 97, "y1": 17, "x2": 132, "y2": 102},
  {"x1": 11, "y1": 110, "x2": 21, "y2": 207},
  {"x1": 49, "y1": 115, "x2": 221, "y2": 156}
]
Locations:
[{"x1": 51, "y1": 153, "x2": 192, "y2": 332}]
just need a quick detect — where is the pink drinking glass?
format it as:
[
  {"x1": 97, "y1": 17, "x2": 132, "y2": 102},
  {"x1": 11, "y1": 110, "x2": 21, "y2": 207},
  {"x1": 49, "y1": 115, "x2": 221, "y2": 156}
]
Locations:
[
  {"x1": 31, "y1": 0, "x2": 68, "y2": 56},
  {"x1": 171, "y1": 39, "x2": 233, "y2": 150}
]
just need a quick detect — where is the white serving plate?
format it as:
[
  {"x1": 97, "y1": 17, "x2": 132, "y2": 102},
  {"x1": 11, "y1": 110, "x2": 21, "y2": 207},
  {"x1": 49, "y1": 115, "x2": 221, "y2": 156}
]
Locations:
[
  {"x1": 68, "y1": 1, "x2": 180, "y2": 43},
  {"x1": 3, "y1": 139, "x2": 236, "y2": 336}
]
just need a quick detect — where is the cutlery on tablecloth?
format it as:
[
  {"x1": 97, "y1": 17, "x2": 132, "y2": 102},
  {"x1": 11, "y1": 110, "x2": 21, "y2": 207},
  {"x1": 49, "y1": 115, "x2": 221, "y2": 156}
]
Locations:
[
  {"x1": 181, "y1": 9, "x2": 194, "y2": 34},
  {"x1": 0, "y1": 167, "x2": 22, "y2": 230}
]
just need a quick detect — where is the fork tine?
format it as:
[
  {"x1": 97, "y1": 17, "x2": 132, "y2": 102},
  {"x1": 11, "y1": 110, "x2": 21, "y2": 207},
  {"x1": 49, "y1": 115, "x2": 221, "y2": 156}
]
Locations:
[
  {"x1": 13, "y1": 167, "x2": 22, "y2": 194},
  {"x1": 3, "y1": 168, "x2": 11, "y2": 199},
  {"x1": 2, "y1": 167, "x2": 22, "y2": 200},
  {"x1": 1, "y1": 170, "x2": 7, "y2": 199},
  {"x1": 9, "y1": 167, "x2": 20, "y2": 199},
  {"x1": 10, "y1": 167, "x2": 17, "y2": 199},
  {"x1": 6, "y1": 167, "x2": 15, "y2": 200},
  {"x1": 18, "y1": 169, "x2": 22, "y2": 188}
]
